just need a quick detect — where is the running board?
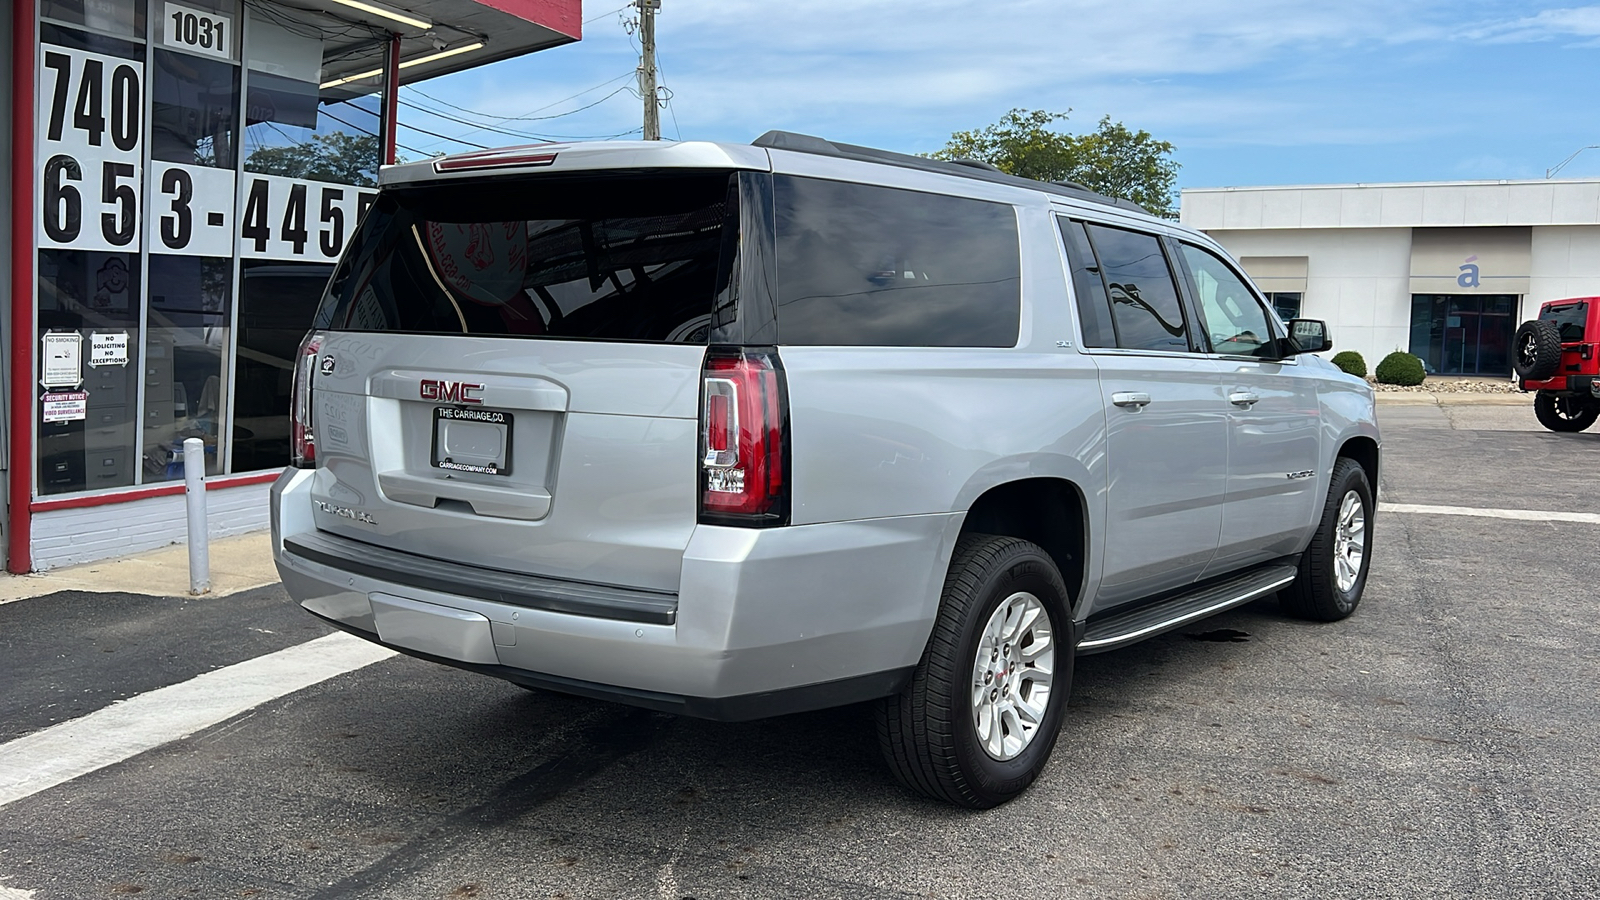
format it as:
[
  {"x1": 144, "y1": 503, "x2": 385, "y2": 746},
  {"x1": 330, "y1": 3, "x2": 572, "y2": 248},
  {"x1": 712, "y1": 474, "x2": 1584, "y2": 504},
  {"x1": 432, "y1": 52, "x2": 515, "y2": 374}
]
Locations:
[{"x1": 1077, "y1": 564, "x2": 1298, "y2": 655}]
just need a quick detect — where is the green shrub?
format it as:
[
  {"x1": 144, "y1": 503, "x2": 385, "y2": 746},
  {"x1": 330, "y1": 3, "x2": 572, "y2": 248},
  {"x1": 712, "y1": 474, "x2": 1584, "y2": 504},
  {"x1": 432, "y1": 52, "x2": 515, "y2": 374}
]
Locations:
[
  {"x1": 1374, "y1": 351, "x2": 1426, "y2": 386},
  {"x1": 1330, "y1": 350, "x2": 1367, "y2": 378}
]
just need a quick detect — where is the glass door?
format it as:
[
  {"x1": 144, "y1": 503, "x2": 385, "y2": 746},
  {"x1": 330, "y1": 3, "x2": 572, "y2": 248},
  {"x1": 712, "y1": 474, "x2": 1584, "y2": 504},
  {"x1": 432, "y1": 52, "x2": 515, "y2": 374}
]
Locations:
[{"x1": 1409, "y1": 295, "x2": 1518, "y2": 376}]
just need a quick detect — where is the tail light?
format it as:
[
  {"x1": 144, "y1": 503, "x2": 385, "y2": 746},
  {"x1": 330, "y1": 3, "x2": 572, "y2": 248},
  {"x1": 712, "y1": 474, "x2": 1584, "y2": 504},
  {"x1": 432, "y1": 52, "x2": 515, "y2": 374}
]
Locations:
[
  {"x1": 290, "y1": 332, "x2": 323, "y2": 469},
  {"x1": 699, "y1": 347, "x2": 790, "y2": 527}
]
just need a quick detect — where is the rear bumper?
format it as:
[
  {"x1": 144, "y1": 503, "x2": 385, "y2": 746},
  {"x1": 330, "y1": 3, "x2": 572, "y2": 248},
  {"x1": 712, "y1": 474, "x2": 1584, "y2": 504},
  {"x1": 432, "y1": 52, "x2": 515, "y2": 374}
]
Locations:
[
  {"x1": 1522, "y1": 374, "x2": 1600, "y2": 395},
  {"x1": 271, "y1": 468, "x2": 959, "y2": 719}
]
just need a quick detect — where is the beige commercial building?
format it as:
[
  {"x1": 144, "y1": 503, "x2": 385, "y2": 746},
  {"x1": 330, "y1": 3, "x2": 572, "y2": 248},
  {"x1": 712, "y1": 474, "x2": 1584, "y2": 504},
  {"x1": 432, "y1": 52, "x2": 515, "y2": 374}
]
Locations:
[{"x1": 1180, "y1": 179, "x2": 1600, "y2": 376}]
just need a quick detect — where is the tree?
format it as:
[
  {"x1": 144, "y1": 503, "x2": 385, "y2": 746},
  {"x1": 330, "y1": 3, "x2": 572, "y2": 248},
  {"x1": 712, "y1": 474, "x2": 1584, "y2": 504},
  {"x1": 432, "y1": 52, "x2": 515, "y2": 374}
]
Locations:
[
  {"x1": 244, "y1": 131, "x2": 381, "y2": 187},
  {"x1": 931, "y1": 109, "x2": 1181, "y2": 218}
]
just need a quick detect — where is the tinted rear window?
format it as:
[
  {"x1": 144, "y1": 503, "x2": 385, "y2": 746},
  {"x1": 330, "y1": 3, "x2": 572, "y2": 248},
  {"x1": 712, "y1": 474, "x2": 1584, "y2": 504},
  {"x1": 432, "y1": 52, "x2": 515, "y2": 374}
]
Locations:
[
  {"x1": 1083, "y1": 224, "x2": 1190, "y2": 352},
  {"x1": 1541, "y1": 302, "x2": 1587, "y2": 343},
  {"x1": 772, "y1": 176, "x2": 1020, "y2": 347},
  {"x1": 314, "y1": 173, "x2": 737, "y2": 343}
]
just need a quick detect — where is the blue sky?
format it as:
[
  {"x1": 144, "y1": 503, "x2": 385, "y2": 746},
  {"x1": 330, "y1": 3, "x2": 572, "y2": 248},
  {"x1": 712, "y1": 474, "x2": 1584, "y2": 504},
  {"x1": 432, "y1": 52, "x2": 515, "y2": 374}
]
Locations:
[{"x1": 395, "y1": 1, "x2": 1600, "y2": 193}]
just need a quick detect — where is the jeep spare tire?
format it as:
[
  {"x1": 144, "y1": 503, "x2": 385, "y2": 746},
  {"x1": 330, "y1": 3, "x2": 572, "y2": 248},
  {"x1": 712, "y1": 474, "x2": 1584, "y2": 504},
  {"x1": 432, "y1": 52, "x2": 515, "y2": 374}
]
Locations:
[{"x1": 1513, "y1": 319, "x2": 1562, "y2": 380}]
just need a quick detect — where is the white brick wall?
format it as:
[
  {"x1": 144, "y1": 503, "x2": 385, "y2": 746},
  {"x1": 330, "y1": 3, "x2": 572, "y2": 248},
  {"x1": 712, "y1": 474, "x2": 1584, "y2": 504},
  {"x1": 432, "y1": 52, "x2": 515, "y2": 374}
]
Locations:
[{"x1": 32, "y1": 480, "x2": 273, "y2": 570}]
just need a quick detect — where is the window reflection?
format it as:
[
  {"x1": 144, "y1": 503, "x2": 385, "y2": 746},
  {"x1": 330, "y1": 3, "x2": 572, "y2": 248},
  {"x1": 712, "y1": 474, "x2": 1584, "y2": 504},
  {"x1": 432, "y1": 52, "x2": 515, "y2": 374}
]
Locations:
[
  {"x1": 242, "y1": 9, "x2": 384, "y2": 186},
  {"x1": 235, "y1": 260, "x2": 333, "y2": 469},
  {"x1": 144, "y1": 255, "x2": 231, "y2": 478},
  {"x1": 151, "y1": 49, "x2": 239, "y2": 168},
  {"x1": 40, "y1": 0, "x2": 146, "y2": 39},
  {"x1": 1085, "y1": 225, "x2": 1190, "y2": 352},
  {"x1": 773, "y1": 176, "x2": 1021, "y2": 347}
]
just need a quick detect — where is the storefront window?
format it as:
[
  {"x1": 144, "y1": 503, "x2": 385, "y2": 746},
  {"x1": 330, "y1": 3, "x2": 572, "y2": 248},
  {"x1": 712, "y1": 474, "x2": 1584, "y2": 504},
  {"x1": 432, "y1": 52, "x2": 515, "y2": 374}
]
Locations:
[
  {"x1": 38, "y1": 249, "x2": 142, "y2": 495},
  {"x1": 234, "y1": 260, "x2": 334, "y2": 470},
  {"x1": 143, "y1": 255, "x2": 231, "y2": 478},
  {"x1": 40, "y1": 20, "x2": 144, "y2": 58},
  {"x1": 243, "y1": 10, "x2": 384, "y2": 186},
  {"x1": 32, "y1": 4, "x2": 381, "y2": 496},
  {"x1": 41, "y1": 0, "x2": 146, "y2": 40},
  {"x1": 151, "y1": 49, "x2": 240, "y2": 168},
  {"x1": 1408, "y1": 294, "x2": 1518, "y2": 376},
  {"x1": 1266, "y1": 292, "x2": 1302, "y2": 321}
]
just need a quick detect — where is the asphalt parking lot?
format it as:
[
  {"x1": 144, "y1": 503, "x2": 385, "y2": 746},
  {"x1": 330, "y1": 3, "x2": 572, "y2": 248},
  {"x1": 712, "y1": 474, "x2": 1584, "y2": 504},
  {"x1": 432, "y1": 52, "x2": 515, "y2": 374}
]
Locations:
[{"x1": 2, "y1": 397, "x2": 1597, "y2": 900}]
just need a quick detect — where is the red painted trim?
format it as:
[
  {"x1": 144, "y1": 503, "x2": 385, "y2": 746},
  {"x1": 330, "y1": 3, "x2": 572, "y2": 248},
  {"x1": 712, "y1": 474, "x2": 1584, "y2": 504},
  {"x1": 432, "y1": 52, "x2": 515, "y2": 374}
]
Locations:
[
  {"x1": 472, "y1": 0, "x2": 581, "y2": 38},
  {"x1": 9, "y1": 0, "x2": 36, "y2": 573},
  {"x1": 383, "y1": 33, "x2": 400, "y2": 165},
  {"x1": 30, "y1": 470, "x2": 283, "y2": 513}
]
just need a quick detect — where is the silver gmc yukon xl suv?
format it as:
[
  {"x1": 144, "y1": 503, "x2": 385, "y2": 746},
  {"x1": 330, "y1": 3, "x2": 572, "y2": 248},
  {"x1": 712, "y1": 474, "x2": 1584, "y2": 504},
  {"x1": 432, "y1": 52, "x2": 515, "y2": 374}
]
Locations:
[{"x1": 272, "y1": 132, "x2": 1380, "y2": 808}]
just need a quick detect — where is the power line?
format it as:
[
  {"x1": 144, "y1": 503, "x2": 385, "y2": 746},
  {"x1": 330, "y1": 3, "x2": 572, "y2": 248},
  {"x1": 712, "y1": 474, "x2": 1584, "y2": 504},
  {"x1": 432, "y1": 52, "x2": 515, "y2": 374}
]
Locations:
[
  {"x1": 401, "y1": 73, "x2": 639, "y2": 151},
  {"x1": 401, "y1": 78, "x2": 635, "y2": 125},
  {"x1": 393, "y1": 118, "x2": 491, "y2": 150},
  {"x1": 316, "y1": 108, "x2": 431, "y2": 157},
  {"x1": 398, "y1": 87, "x2": 635, "y2": 142},
  {"x1": 584, "y1": 3, "x2": 629, "y2": 24}
]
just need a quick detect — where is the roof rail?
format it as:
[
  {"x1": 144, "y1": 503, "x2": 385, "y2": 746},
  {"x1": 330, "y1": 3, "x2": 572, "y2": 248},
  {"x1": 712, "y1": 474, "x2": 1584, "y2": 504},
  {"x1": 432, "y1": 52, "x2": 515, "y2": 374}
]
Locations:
[{"x1": 750, "y1": 130, "x2": 1150, "y2": 215}]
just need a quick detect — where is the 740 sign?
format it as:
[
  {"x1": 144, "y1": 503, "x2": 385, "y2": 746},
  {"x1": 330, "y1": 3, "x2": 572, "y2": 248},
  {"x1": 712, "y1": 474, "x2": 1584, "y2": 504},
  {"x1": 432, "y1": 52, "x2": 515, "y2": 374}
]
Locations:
[{"x1": 36, "y1": 45, "x2": 144, "y2": 252}]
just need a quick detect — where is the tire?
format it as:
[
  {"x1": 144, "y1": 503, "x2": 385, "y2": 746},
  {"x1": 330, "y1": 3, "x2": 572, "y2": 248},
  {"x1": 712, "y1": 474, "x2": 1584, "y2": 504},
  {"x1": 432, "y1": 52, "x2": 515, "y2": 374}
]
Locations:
[
  {"x1": 1533, "y1": 391, "x2": 1600, "y2": 433},
  {"x1": 877, "y1": 534, "x2": 1074, "y2": 808},
  {"x1": 1281, "y1": 457, "x2": 1373, "y2": 622},
  {"x1": 1513, "y1": 319, "x2": 1562, "y2": 381}
]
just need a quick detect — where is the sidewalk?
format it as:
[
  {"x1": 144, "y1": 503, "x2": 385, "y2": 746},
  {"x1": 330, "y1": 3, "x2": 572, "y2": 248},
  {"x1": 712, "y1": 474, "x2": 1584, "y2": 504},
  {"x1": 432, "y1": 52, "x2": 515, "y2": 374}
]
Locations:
[
  {"x1": 1375, "y1": 391, "x2": 1526, "y2": 406},
  {"x1": 0, "y1": 531, "x2": 279, "y2": 604}
]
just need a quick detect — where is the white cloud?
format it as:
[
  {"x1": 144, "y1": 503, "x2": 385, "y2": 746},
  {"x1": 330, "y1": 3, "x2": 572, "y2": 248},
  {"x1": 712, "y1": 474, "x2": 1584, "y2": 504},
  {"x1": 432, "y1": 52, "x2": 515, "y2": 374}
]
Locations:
[{"x1": 1463, "y1": 5, "x2": 1600, "y2": 41}]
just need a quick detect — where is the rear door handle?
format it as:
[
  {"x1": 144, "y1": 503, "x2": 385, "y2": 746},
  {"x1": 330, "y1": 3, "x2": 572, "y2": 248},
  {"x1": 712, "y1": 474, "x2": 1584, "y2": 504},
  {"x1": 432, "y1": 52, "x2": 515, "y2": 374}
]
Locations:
[
  {"x1": 1111, "y1": 391, "x2": 1152, "y2": 409},
  {"x1": 1229, "y1": 391, "x2": 1261, "y2": 407}
]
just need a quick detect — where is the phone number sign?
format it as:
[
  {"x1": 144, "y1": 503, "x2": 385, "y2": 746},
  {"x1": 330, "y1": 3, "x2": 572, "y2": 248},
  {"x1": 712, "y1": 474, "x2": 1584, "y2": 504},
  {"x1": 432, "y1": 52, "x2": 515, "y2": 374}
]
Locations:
[
  {"x1": 236, "y1": 173, "x2": 377, "y2": 263},
  {"x1": 37, "y1": 43, "x2": 377, "y2": 263},
  {"x1": 36, "y1": 45, "x2": 144, "y2": 253}
]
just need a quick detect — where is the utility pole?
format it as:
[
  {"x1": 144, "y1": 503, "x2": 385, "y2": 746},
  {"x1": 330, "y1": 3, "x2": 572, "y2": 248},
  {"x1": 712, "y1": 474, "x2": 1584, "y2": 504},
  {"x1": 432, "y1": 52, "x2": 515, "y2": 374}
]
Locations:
[{"x1": 637, "y1": 0, "x2": 660, "y2": 140}]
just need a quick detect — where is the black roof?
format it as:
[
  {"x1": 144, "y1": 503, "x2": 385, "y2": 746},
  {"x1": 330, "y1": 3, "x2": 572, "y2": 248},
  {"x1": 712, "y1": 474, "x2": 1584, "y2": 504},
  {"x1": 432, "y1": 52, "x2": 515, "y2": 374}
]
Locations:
[{"x1": 751, "y1": 130, "x2": 1151, "y2": 215}]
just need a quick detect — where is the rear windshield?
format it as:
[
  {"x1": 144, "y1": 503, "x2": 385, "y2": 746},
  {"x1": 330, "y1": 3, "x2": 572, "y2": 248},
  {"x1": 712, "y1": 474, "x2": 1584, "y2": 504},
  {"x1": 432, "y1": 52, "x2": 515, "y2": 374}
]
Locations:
[
  {"x1": 314, "y1": 172, "x2": 737, "y2": 343},
  {"x1": 1541, "y1": 302, "x2": 1588, "y2": 343}
]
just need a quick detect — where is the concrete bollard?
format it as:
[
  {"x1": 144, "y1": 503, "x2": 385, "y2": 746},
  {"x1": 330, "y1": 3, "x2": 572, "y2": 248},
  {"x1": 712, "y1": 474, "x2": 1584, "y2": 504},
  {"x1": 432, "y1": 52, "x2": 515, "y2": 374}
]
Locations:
[{"x1": 183, "y1": 437, "x2": 211, "y2": 595}]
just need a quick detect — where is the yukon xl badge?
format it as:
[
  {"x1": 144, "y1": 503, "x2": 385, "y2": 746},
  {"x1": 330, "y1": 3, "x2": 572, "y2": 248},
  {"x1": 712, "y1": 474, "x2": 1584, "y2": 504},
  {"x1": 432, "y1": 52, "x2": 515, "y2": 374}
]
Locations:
[
  {"x1": 1286, "y1": 470, "x2": 1315, "y2": 480},
  {"x1": 314, "y1": 499, "x2": 376, "y2": 525},
  {"x1": 420, "y1": 378, "x2": 484, "y2": 404}
]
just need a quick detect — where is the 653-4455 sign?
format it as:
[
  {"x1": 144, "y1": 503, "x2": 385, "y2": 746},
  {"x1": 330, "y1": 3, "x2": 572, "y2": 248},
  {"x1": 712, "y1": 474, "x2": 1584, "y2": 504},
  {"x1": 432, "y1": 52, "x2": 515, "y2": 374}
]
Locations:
[{"x1": 37, "y1": 42, "x2": 377, "y2": 263}]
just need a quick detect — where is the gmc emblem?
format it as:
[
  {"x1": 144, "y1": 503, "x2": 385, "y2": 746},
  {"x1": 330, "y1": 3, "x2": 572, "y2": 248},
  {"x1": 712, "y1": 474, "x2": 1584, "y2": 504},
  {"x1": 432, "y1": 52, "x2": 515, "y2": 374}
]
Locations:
[{"x1": 420, "y1": 379, "x2": 484, "y2": 404}]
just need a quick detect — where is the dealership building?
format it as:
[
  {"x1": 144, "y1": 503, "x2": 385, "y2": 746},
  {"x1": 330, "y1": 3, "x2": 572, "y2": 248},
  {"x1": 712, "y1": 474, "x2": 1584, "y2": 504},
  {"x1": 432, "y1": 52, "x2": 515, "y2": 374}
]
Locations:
[
  {"x1": 1, "y1": 0, "x2": 579, "y2": 571},
  {"x1": 1181, "y1": 178, "x2": 1600, "y2": 379}
]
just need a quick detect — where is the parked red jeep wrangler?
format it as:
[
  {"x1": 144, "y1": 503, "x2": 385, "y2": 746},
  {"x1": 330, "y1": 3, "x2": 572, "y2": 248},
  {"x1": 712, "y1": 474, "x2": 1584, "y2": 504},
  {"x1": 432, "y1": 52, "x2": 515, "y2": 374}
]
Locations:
[{"x1": 1515, "y1": 297, "x2": 1600, "y2": 432}]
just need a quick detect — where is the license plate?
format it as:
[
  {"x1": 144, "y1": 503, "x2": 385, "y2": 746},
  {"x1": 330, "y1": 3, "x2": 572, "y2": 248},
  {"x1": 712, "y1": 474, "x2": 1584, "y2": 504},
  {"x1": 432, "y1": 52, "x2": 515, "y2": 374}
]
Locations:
[{"x1": 431, "y1": 406, "x2": 513, "y2": 476}]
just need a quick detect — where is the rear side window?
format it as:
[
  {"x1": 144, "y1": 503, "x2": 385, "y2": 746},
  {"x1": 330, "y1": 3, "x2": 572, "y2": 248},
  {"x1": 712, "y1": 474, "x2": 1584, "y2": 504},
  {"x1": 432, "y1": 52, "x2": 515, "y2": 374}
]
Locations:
[
  {"x1": 1081, "y1": 222, "x2": 1196, "y2": 352},
  {"x1": 1081, "y1": 224, "x2": 1190, "y2": 352},
  {"x1": 1541, "y1": 302, "x2": 1587, "y2": 342},
  {"x1": 1057, "y1": 218, "x2": 1115, "y2": 347},
  {"x1": 315, "y1": 173, "x2": 737, "y2": 343},
  {"x1": 772, "y1": 176, "x2": 1020, "y2": 347}
]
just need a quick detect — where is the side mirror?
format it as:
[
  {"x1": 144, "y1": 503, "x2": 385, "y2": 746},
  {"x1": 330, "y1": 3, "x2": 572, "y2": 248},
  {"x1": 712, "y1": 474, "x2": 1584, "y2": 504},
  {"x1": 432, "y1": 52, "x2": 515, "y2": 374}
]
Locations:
[{"x1": 1288, "y1": 318, "x2": 1332, "y2": 354}]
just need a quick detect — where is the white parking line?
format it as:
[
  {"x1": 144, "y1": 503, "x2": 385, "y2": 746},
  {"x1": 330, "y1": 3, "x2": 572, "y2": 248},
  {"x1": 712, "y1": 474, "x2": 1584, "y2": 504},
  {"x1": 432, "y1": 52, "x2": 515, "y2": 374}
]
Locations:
[
  {"x1": 0, "y1": 632, "x2": 395, "y2": 808},
  {"x1": 1381, "y1": 502, "x2": 1600, "y2": 525}
]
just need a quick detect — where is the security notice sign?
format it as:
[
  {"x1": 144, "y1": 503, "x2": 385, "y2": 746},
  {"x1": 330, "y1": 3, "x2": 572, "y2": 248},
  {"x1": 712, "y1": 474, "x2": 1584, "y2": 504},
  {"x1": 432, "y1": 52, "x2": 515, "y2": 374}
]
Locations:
[
  {"x1": 42, "y1": 391, "x2": 89, "y2": 424},
  {"x1": 36, "y1": 45, "x2": 145, "y2": 253}
]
